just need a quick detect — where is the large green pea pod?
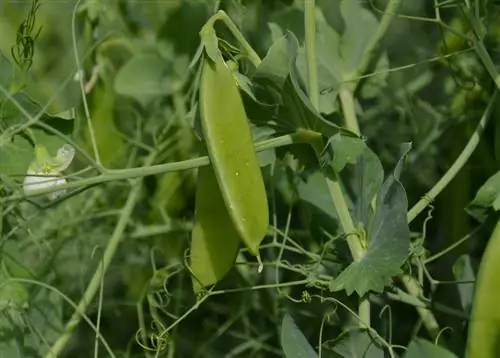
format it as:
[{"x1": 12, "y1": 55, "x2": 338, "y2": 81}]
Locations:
[
  {"x1": 199, "y1": 54, "x2": 269, "y2": 258},
  {"x1": 467, "y1": 218, "x2": 500, "y2": 357},
  {"x1": 190, "y1": 157, "x2": 240, "y2": 295}
]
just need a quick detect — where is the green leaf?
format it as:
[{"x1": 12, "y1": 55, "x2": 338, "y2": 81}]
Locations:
[
  {"x1": 296, "y1": 10, "x2": 341, "y2": 115},
  {"x1": 200, "y1": 25, "x2": 220, "y2": 64},
  {"x1": 251, "y1": 125, "x2": 276, "y2": 167},
  {"x1": 281, "y1": 313, "x2": 318, "y2": 358},
  {"x1": 114, "y1": 53, "x2": 187, "y2": 105},
  {"x1": 268, "y1": 22, "x2": 285, "y2": 43},
  {"x1": 0, "y1": 271, "x2": 63, "y2": 357},
  {"x1": 252, "y1": 32, "x2": 346, "y2": 137},
  {"x1": 341, "y1": 1, "x2": 389, "y2": 99},
  {"x1": 295, "y1": 4, "x2": 389, "y2": 114},
  {"x1": 331, "y1": 329, "x2": 384, "y2": 358},
  {"x1": 298, "y1": 171, "x2": 338, "y2": 221},
  {"x1": 0, "y1": 92, "x2": 74, "y2": 178},
  {"x1": 0, "y1": 50, "x2": 13, "y2": 89},
  {"x1": 233, "y1": 71, "x2": 256, "y2": 101},
  {"x1": 253, "y1": 34, "x2": 292, "y2": 89},
  {"x1": 405, "y1": 338, "x2": 458, "y2": 358},
  {"x1": 340, "y1": 1, "x2": 380, "y2": 76},
  {"x1": 0, "y1": 271, "x2": 28, "y2": 311},
  {"x1": 26, "y1": 289, "x2": 64, "y2": 352},
  {"x1": 270, "y1": 7, "x2": 305, "y2": 43},
  {"x1": 279, "y1": 73, "x2": 337, "y2": 135},
  {"x1": 467, "y1": 170, "x2": 500, "y2": 223},
  {"x1": 330, "y1": 143, "x2": 411, "y2": 296},
  {"x1": 452, "y1": 254, "x2": 476, "y2": 313},
  {"x1": 280, "y1": 33, "x2": 343, "y2": 136},
  {"x1": 350, "y1": 143, "x2": 384, "y2": 232},
  {"x1": 323, "y1": 133, "x2": 366, "y2": 173}
]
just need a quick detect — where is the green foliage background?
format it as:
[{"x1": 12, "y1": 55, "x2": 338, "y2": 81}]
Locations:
[{"x1": 2, "y1": 0, "x2": 500, "y2": 357}]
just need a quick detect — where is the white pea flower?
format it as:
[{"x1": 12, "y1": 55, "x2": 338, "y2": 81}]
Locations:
[{"x1": 23, "y1": 144, "x2": 75, "y2": 201}]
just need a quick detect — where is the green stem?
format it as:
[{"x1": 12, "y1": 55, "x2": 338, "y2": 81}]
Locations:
[
  {"x1": 324, "y1": 178, "x2": 363, "y2": 261},
  {"x1": 6, "y1": 133, "x2": 302, "y2": 202},
  {"x1": 339, "y1": 0, "x2": 401, "y2": 136},
  {"x1": 396, "y1": 94, "x2": 498, "y2": 345},
  {"x1": 338, "y1": 88, "x2": 361, "y2": 135},
  {"x1": 304, "y1": 1, "x2": 319, "y2": 109},
  {"x1": 303, "y1": 0, "x2": 369, "y2": 328},
  {"x1": 72, "y1": 0, "x2": 102, "y2": 167},
  {"x1": 407, "y1": 90, "x2": 497, "y2": 223},
  {"x1": 382, "y1": 289, "x2": 468, "y2": 319},
  {"x1": 465, "y1": 7, "x2": 500, "y2": 90},
  {"x1": 44, "y1": 154, "x2": 155, "y2": 358},
  {"x1": 400, "y1": 276, "x2": 441, "y2": 341},
  {"x1": 352, "y1": 0, "x2": 401, "y2": 90}
]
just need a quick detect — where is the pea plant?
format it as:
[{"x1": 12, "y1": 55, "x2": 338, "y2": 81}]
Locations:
[{"x1": 2, "y1": 0, "x2": 500, "y2": 357}]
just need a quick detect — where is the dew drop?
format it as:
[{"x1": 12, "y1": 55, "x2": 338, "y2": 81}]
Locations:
[{"x1": 235, "y1": 171, "x2": 240, "y2": 176}]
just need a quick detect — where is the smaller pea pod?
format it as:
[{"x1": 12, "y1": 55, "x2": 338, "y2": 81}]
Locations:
[
  {"x1": 190, "y1": 151, "x2": 240, "y2": 295},
  {"x1": 467, "y1": 218, "x2": 500, "y2": 357},
  {"x1": 199, "y1": 53, "x2": 269, "y2": 257}
]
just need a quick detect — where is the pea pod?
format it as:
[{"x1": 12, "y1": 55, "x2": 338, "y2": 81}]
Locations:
[
  {"x1": 83, "y1": 83, "x2": 126, "y2": 168},
  {"x1": 467, "y1": 218, "x2": 500, "y2": 357},
  {"x1": 190, "y1": 155, "x2": 240, "y2": 294},
  {"x1": 199, "y1": 54, "x2": 268, "y2": 257}
]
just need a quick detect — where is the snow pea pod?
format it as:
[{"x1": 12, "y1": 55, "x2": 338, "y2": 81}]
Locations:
[
  {"x1": 199, "y1": 55, "x2": 268, "y2": 257},
  {"x1": 190, "y1": 154, "x2": 240, "y2": 294},
  {"x1": 467, "y1": 218, "x2": 500, "y2": 357}
]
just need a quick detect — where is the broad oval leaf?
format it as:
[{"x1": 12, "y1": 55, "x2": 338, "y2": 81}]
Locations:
[
  {"x1": 406, "y1": 339, "x2": 458, "y2": 358},
  {"x1": 295, "y1": 5, "x2": 389, "y2": 114},
  {"x1": 281, "y1": 313, "x2": 318, "y2": 358},
  {"x1": 467, "y1": 170, "x2": 500, "y2": 223},
  {"x1": 331, "y1": 329, "x2": 384, "y2": 358},
  {"x1": 452, "y1": 254, "x2": 476, "y2": 313},
  {"x1": 114, "y1": 53, "x2": 186, "y2": 104},
  {"x1": 330, "y1": 143, "x2": 411, "y2": 296}
]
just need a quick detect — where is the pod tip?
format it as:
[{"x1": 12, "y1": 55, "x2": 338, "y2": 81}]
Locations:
[{"x1": 257, "y1": 255, "x2": 263, "y2": 274}]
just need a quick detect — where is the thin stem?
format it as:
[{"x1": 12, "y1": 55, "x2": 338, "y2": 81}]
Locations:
[
  {"x1": 208, "y1": 10, "x2": 262, "y2": 67},
  {"x1": 398, "y1": 35, "x2": 498, "y2": 342},
  {"x1": 464, "y1": 6, "x2": 500, "y2": 90},
  {"x1": 72, "y1": 0, "x2": 102, "y2": 167},
  {"x1": 3, "y1": 278, "x2": 115, "y2": 357},
  {"x1": 382, "y1": 289, "x2": 468, "y2": 319},
  {"x1": 339, "y1": 0, "x2": 401, "y2": 136},
  {"x1": 424, "y1": 226, "x2": 481, "y2": 264},
  {"x1": 407, "y1": 90, "x2": 497, "y2": 223},
  {"x1": 44, "y1": 154, "x2": 155, "y2": 358},
  {"x1": 304, "y1": 0, "x2": 319, "y2": 109}
]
